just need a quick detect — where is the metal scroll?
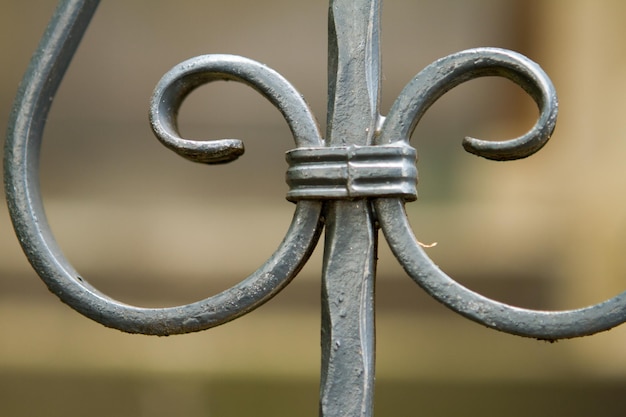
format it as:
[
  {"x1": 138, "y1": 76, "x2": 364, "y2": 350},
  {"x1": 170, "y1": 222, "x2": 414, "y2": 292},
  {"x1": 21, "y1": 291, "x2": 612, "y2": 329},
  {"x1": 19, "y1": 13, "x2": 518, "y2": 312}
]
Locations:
[{"x1": 5, "y1": 0, "x2": 626, "y2": 416}]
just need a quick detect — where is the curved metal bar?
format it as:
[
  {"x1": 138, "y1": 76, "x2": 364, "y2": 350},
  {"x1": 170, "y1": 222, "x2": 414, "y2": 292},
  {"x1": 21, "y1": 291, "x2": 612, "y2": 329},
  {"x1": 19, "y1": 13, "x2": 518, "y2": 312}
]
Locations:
[
  {"x1": 7, "y1": 2, "x2": 626, "y2": 417},
  {"x1": 375, "y1": 198, "x2": 626, "y2": 340},
  {"x1": 378, "y1": 47, "x2": 558, "y2": 161},
  {"x1": 150, "y1": 54, "x2": 323, "y2": 163},
  {"x1": 374, "y1": 47, "x2": 626, "y2": 340},
  {"x1": 4, "y1": 0, "x2": 325, "y2": 335}
]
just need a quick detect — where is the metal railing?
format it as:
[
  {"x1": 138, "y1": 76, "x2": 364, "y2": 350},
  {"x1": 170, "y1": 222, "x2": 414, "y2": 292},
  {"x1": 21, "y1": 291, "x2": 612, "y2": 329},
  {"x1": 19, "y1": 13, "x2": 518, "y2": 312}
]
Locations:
[{"x1": 5, "y1": 1, "x2": 626, "y2": 416}]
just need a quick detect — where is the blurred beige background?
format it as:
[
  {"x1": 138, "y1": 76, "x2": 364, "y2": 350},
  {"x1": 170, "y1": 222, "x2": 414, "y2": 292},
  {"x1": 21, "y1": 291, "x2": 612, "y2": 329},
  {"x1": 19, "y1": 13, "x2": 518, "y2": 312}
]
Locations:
[{"x1": 2, "y1": 1, "x2": 626, "y2": 416}]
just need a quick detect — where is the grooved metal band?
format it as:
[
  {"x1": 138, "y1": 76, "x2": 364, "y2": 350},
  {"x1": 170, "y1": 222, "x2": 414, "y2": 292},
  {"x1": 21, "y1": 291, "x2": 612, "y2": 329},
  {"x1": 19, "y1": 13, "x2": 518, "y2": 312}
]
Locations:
[{"x1": 286, "y1": 144, "x2": 417, "y2": 201}]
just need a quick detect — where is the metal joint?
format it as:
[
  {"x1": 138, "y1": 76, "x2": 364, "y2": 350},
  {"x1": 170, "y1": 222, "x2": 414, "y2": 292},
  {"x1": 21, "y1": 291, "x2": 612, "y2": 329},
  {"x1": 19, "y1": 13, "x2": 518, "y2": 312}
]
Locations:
[{"x1": 285, "y1": 143, "x2": 417, "y2": 201}]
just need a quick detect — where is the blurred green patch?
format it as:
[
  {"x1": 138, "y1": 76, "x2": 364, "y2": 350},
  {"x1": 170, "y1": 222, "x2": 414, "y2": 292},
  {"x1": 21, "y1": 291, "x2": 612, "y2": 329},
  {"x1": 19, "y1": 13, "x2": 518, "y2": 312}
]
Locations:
[{"x1": 1, "y1": 371, "x2": 624, "y2": 417}]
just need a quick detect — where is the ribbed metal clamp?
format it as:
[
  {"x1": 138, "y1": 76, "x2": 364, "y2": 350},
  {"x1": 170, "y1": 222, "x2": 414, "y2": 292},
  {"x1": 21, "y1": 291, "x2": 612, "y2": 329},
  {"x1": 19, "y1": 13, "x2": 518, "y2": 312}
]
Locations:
[{"x1": 286, "y1": 143, "x2": 417, "y2": 201}]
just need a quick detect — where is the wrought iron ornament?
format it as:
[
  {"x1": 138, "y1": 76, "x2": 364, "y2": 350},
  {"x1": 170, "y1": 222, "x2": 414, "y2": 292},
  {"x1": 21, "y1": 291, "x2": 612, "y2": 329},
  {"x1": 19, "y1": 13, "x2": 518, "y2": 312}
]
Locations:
[{"x1": 5, "y1": 0, "x2": 626, "y2": 416}]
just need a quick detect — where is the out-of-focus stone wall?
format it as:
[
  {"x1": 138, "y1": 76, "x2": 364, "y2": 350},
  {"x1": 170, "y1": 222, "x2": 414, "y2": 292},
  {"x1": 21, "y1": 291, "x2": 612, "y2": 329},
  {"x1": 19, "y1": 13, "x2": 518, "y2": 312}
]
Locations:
[{"x1": 2, "y1": 0, "x2": 626, "y2": 387}]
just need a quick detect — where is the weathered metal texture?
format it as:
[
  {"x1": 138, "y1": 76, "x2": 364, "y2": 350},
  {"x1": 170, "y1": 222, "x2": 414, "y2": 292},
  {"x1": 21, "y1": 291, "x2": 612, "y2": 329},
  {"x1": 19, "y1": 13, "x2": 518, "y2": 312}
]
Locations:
[
  {"x1": 320, "y1": 2, "x2": 380, "y2": 415},
  {"x1": 4, "y1": 1, "x2": 325, "y2": 335},
  {"x1": 286, "y1": 144, "x2": 417, "y2": 201},
  {"x1": 5, "y1": 0, "x2": 626, "y2": 416}
]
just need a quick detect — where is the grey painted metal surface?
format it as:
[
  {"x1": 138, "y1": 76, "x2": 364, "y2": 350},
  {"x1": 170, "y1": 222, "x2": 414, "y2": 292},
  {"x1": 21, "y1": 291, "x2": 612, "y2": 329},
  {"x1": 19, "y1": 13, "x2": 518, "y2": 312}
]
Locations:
[{"x1": 4, "y1": 0, "x2": 626, "y2": 416}]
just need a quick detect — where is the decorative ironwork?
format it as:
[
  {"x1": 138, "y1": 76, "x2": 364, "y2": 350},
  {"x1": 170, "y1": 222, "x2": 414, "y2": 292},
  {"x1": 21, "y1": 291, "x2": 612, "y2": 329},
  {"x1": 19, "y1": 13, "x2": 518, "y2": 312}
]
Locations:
[{"x1": 5, "y1": 0, "x2": 626, "y2": 416}]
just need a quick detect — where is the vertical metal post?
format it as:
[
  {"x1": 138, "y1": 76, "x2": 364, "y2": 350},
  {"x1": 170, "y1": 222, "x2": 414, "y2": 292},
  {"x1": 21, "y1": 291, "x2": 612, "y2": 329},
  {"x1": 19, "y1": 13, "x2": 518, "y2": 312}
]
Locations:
[{"x1": 320, "y1": 1, "x2": 380, "y2": 416}]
